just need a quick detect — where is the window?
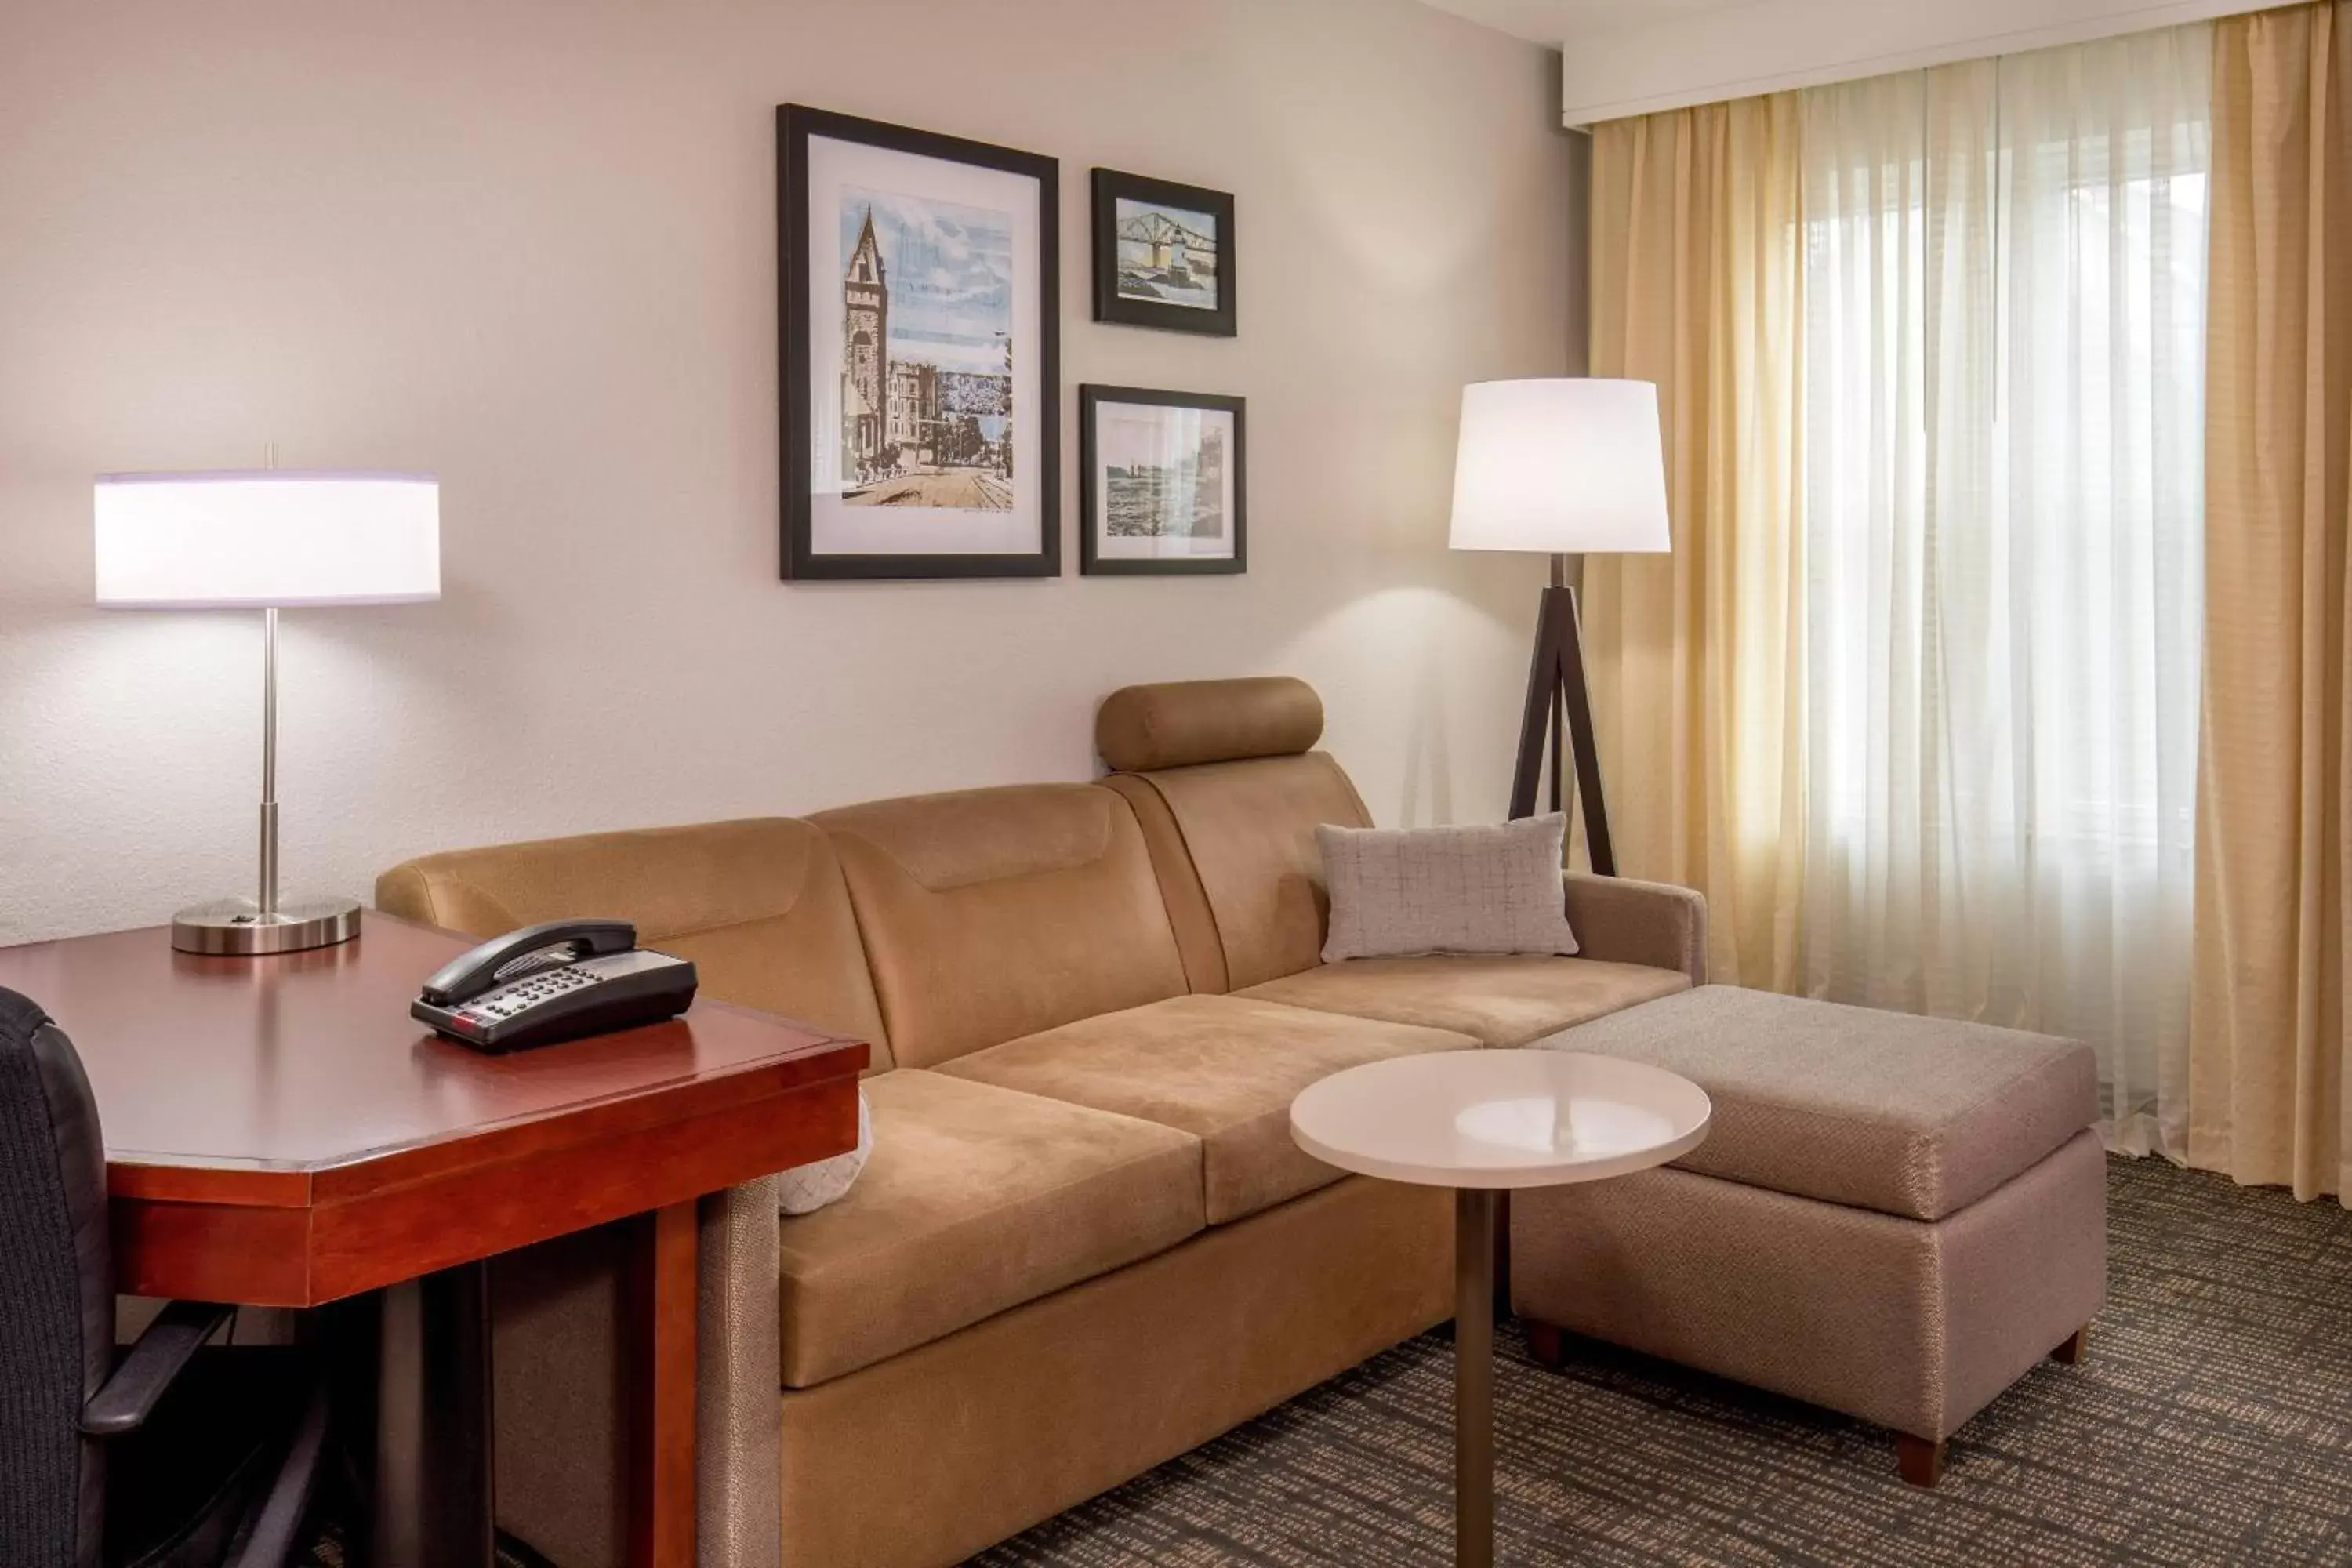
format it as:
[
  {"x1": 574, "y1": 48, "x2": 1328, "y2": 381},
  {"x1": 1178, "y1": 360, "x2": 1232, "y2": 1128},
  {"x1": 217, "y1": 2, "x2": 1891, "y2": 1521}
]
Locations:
[{"x1": 1798, "y1": 30, "x2": 2211, "y2": 1156}]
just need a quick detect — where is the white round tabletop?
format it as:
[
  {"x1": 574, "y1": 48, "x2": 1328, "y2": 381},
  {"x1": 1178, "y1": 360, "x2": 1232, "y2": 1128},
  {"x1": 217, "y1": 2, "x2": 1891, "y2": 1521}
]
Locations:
[{"x1": 1290, "y1": 1049, "x2": 1711, "y2": 1190}]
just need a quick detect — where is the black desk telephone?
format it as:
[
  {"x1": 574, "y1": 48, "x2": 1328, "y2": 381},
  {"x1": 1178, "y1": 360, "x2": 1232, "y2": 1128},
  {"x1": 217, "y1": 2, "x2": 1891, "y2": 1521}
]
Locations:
[{"x1": 412, "y1": 920, "x2": 699, "y2": 1054}]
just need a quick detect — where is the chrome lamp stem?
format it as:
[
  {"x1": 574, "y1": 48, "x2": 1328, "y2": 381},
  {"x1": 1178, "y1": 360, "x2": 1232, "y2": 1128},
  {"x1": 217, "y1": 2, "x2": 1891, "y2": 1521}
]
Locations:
[
  {"x1": 168, "y1": 605, "x2": 361, "y2": 955},
  {"x1": 260, "y1": 605, "x2": 278, "y2": 918}
]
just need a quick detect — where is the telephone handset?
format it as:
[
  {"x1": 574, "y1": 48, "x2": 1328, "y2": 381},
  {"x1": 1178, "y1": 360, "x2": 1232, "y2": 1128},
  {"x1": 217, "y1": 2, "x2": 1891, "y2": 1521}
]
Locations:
[{"x1": 413, "y1": 918, "x2": 699, "y2": 1054}]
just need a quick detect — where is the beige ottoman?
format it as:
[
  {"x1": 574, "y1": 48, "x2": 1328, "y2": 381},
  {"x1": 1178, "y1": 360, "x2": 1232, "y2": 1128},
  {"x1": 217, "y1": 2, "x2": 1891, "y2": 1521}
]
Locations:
[{"x1": 1512, "y1": 985, "x2": 2105, "y2": 1485}]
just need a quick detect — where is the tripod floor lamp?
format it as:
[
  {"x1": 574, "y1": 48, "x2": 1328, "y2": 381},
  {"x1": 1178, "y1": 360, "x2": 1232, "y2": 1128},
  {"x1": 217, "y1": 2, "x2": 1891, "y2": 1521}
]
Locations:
[{"x1": 1448, "y1": 379, "x2": 1671, "y2": 877}]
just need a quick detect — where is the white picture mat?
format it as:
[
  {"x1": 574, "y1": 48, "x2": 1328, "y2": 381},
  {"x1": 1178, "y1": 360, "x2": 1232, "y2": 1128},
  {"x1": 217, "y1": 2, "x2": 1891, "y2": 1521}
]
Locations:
[
  {"x1": 1092, "y1": 402, "x2": 1237, "y2": 560},
  {"x1": 805, "y1": 133, "x2": 1043, "y2": 556}
]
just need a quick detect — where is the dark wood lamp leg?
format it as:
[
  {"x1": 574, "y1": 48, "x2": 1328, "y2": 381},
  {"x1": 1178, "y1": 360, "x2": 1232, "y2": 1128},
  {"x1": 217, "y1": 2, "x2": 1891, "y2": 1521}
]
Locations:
[
  {"x1": 1455, "y1": 1188, "x2": 1498, "y2": 1568},
  {"x1": 628, "y1": 1200, "x2": 699, "y2": 1568},
  {"x1": 1508, "y1": 575, "x2": 1617, "y2": 876}
]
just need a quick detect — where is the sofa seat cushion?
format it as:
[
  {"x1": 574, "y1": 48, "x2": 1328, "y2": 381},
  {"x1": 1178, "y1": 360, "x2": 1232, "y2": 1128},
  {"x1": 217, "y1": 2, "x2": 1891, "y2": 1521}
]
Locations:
[
  {"x1": 936, "y1": 994, "x2": 1478, "y2": 1224},
  {"x1": 777, "y1": 1069, "x2": 1204, "y2": 1388},
  {"x1": 1238, "y1": 955, "x2": 1690, "y2": 1048},
  {"x1": 1534, "y1": 985, "x2": 2099, "y2": 1221}
]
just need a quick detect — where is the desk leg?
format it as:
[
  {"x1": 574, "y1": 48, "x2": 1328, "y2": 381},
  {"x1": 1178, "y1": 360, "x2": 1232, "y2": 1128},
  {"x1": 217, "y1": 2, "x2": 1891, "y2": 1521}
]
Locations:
[
  {"x1": 1455, "y1": 1188, "x2": 1497, "y2": 1568},
  {"x1": 373, "y1": 1261, "x2": 495, "y2": 1568},
  {"x1": 628, "y1": 1200, "x2": 699, "y2": 1568}
]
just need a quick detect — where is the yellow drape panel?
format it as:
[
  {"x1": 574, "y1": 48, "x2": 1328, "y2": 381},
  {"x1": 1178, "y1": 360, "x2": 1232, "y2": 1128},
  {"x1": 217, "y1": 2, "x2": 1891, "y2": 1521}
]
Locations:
[
  {"x1": 1584, "y1": 95, "x2": 1808, "y2": 992},
  {"x1": 2189, "y1": 1, "x2": 2352, "y2": 1202}
]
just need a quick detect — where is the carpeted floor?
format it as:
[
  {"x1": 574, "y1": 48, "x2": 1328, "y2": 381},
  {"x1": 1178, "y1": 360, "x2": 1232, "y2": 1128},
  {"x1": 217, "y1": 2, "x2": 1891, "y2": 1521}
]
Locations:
[{"x1": 974, "y1": 1157, "x2": 2352, "y2": 1566}]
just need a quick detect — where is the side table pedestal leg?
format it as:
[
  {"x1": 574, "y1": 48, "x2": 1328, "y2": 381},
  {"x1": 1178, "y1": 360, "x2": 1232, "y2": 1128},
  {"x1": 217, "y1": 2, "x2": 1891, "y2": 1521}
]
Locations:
[{"x1": 1455, "y1": 1187, "x2": 1497, "y2": 1568}]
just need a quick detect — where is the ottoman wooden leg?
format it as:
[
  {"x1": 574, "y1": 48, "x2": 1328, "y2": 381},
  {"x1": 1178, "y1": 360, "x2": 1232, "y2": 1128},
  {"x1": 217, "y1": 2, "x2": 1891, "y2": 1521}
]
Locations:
[
  {"x1": 1896, "y1": 1435, "x2": 1946, "y2": 1487},
  {"x1": 2050, "y1": 1325, "x2": 2089, "y2": 1365},
  {"x1": 1524, "y1": 1319, "x2": 1566, "y2": 1371}
]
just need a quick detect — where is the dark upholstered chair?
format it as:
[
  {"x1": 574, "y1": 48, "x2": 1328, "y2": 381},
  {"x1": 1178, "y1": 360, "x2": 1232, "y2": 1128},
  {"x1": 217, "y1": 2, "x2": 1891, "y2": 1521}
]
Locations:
[{"x1": 0, "y1": 986, "x2": 329, "y2": 1568}]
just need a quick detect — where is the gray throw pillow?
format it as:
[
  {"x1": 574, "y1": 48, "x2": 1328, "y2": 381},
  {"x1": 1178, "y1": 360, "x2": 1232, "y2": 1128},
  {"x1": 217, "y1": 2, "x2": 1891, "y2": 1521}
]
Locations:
[{"x1": 1318, "y1": 813, "x2": 1580, "y2": 962}]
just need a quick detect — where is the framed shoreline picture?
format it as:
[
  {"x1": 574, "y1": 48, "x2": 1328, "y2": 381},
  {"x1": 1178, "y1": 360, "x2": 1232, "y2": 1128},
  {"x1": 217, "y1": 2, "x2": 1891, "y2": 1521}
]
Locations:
[
  {"x1": 1091, "y1": 169, "x2": 1236, "y2": 337},
  {"x1": 1080, "y1": 386, "x2": 1246, "y2": 576},
  {"x1": 779, "y1": 106, "x2": 1059, "y2": 579}
]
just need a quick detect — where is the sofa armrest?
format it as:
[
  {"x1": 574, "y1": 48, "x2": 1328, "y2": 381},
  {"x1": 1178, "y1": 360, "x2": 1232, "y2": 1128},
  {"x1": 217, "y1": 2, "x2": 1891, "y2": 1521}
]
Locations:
[
  {"x1": 1563, "y1": 872, "x2": 1708, "y2": 986},
  {"x1": 699, "y1": 1178, "x2": 783, "y2": 1568}
]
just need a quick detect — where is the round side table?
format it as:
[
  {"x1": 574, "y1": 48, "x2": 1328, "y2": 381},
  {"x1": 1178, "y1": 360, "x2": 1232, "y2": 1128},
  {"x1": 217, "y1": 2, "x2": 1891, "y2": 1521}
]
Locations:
[{"x1": 1291, "y1": 1049, "x2": 1711, "y2": 1568}]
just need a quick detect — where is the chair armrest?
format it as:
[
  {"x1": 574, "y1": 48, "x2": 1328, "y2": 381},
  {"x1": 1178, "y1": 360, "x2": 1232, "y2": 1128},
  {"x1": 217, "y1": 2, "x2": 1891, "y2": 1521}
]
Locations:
[
  {"x1": 1563, "y1": 872, "x2": 1709, "y2": 986},
  {"x1": 80, "y1": 1299, "x2": 234, "y2": 1436}
]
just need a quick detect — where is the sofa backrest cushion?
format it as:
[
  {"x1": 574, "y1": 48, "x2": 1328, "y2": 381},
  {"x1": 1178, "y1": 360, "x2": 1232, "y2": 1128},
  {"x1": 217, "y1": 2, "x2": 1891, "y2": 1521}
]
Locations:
[
  {"x1": 1103, "y1": 752, "x2": 1373, "y2": 993},
  {"x1": 1095, "y1": 676, "x2": 1323, "y2": 771},
  {"x1": 811, "y1": 784, "x2": 1189, "y2": 1068},
  {"x1": 375, "y1": 818, "x2": 895, "y2": 1072}
]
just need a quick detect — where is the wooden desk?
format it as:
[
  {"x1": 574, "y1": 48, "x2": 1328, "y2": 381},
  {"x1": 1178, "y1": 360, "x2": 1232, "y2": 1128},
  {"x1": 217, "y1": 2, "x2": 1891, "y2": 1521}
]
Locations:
[{"x1": 0, "y1": 913, "x2": 868, "y2": 1568}]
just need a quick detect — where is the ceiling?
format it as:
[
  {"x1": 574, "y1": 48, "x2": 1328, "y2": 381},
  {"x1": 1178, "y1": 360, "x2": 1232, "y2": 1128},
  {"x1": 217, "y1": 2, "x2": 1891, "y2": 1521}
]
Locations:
[
  {"x1": 1421, "y1": 0, "x2": 1765, "y2": 46},
  {"x1": 1438, "y1": 0, "x2": 2271, "y2": 125}
]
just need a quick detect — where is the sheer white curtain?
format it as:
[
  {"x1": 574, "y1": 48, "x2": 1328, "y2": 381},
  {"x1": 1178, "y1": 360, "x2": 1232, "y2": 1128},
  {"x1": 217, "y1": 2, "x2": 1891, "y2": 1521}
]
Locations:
[{"x1": 1801, "y1": 27, "x2": 2211, "y2": 1156}]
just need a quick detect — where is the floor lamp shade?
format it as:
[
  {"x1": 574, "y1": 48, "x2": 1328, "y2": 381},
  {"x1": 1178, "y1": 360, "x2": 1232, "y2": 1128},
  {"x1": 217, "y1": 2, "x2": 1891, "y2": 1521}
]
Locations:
[
  {"x1": 95, "y1": 471, "x2": 441, "y2": 608},
  {"x1": 93, "y1": 469, "x2": 441, "y2": 954},
  {"x1": 1447, "y1": 379, "x2": 1671, "y2": 555},
  {"x1": 1448, "y1": 379, "x2": 1670, "y2": 877}
]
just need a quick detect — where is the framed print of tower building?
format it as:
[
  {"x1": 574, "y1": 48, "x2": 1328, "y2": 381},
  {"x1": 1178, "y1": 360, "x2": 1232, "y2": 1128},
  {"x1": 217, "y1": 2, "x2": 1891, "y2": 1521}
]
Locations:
[{"x1": 779, "y1": 106, "x2": 1060, "y2": 579}]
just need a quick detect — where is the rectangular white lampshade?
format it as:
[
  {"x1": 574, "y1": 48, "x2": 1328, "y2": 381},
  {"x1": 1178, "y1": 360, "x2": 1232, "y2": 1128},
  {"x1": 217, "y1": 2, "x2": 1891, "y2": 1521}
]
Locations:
[
  {"x1": 94, "y1": 470, "x2": 441, "y2": 608},
  {"x1": 1448, "y1": 379, "x2": 1671, "y2": 554}
]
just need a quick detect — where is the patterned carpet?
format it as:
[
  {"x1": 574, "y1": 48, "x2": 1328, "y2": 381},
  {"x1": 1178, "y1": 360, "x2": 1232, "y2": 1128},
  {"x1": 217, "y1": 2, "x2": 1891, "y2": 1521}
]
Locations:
[{"x1": 975, "y1": 1157, "x2": 2352, "y2": 1566}]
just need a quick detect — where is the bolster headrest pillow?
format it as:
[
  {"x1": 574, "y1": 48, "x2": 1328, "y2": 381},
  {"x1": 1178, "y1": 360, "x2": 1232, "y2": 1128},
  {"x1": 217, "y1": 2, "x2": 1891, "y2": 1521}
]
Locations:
[{"x1": 1096, "y1": 677, "x2": 1325, "y2": 772}]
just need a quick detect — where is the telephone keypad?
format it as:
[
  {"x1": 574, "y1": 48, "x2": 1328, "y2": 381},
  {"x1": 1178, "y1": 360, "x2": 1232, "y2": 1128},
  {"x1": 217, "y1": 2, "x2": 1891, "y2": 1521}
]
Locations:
[{"x1": 467, "y1": 967, "x2": 599, "y2": 1022}]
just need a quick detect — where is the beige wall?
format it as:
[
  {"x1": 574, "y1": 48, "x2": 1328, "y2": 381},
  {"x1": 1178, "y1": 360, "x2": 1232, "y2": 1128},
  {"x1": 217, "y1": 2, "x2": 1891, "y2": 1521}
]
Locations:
[{"x1": 0, "y1": 0, "x2": 1578, "y2": 946}]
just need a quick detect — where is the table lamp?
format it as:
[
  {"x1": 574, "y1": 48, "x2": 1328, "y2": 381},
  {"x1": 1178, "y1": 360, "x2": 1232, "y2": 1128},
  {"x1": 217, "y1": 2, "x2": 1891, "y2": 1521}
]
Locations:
[
  {"x1": 1448, "y1": 379, "x2": 1670, "y2": 876},
  {"x1": 94, "y1": 470, "x2": 441, "y2": 954}
]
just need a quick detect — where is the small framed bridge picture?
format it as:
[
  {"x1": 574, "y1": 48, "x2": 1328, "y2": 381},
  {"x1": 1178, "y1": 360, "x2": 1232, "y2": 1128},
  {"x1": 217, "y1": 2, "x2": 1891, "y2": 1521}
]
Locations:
[{"x1": 1091, "y1": 169, "x2": 1236, "y2": 338}]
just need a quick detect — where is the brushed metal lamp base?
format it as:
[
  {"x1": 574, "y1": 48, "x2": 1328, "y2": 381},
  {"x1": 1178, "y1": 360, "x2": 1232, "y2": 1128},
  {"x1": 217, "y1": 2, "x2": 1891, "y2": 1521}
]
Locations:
[
  {"x1": 169, "y1": 605, "x2": 365, "y2": 959},
  {"x1": 172, "y1": 895, "x2": 362, "y2": 956}
]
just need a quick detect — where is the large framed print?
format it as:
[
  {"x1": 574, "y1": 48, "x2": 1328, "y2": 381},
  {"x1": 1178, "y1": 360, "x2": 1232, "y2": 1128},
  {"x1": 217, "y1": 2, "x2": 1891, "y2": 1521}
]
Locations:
[
  {"x1": 1080, "y1": 386, "x2": 1245, "y2": 576},
  {"x1": 779, "y1": 106, "x2": 1059, "y2": 579}
]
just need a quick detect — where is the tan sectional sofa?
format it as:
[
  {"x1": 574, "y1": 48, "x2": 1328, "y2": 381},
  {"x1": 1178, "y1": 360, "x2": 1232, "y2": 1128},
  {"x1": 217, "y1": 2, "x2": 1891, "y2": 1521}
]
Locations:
[
  {"x1": 379, "y1": 674, "x2": 2106, "y2": 1561},
  {"x1": 376, "y1": 677, "x2": 1705, "y2": 1568}
]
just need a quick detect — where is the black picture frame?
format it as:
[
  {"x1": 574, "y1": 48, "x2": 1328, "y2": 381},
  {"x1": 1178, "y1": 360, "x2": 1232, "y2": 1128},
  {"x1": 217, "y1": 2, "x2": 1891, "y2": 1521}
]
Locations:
[
  {"x1": 779, "y1": 105, "x2": 1060, "y2": 580},
  {"x1": 1091, "y1": 169, "x2": 1236, "y2": 338},
  {"x1": 1080, "y1": 385, "x2": 1247, "y2": 576}
]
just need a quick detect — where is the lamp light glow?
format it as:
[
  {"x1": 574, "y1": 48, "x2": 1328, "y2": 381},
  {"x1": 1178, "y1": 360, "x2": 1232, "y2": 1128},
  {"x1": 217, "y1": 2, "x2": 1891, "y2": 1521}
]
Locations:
[
  {"x1": 94, "y1": 470, "x2": 441, "y2": 609},
  {"x1": 1447, "y1": 379, "x2": 1670, "y2": 555}
]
